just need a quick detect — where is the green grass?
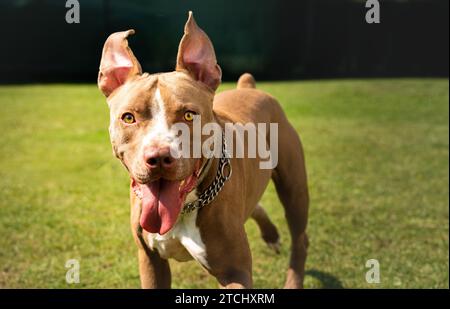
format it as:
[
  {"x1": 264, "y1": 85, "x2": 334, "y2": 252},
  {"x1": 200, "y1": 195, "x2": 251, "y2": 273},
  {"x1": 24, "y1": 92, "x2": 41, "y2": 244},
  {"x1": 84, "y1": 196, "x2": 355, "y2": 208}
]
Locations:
[{"x1": 0, "y1": 79, "x2": 448, "y2": 288}]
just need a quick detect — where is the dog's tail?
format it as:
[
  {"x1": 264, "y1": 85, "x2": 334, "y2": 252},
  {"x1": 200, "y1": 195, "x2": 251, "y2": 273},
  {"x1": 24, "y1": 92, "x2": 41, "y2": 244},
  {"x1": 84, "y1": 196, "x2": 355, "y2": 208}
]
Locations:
[{"x1": 237, "y1": 73, "x2": 256, "y2": 89}]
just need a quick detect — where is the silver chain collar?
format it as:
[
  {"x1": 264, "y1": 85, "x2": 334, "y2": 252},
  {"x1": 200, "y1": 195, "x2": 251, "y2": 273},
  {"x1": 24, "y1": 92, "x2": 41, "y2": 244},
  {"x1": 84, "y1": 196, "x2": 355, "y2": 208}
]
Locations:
[{"x1": 181, "y1": 134, "x2": 232, "y2": 214}]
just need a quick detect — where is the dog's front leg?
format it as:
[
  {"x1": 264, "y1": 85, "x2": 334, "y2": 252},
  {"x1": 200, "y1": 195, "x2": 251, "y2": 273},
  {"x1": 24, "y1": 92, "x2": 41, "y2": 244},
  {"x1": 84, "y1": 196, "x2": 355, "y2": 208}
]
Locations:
[
  {"x1": 218, "y1": 271, "x2": 252, "y2": 289},
  {"x1": 137, "y1": 247, "x2": 171, "y2": 289},
  {"x1": 213, "y1": 237, "x2": 252, "y2": 289},
  {"x1": 200, "y1": 218, "x2": 253, "y2": 288}
]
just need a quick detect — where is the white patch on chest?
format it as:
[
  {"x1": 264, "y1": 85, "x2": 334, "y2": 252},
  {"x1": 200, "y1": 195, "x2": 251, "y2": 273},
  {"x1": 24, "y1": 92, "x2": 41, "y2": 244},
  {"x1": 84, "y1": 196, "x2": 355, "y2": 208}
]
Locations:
[{"x1": 147, "y1": 201, "x2": 209, "y2": 269}]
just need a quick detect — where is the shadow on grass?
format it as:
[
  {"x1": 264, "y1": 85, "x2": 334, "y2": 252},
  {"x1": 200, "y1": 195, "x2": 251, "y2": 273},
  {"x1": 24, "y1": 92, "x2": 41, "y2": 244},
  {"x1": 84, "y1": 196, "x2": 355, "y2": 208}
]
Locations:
[{"x1": 306, "y1": 269, "x2": 344, "y2": 289}]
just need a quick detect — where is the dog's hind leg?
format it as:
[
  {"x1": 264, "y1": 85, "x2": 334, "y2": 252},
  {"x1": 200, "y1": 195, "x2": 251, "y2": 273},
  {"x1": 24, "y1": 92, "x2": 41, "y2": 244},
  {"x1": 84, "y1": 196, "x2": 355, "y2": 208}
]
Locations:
[
  {"x1": 251, "y1": 204, "x2": 280, "y2": 253},
  {"x1": 272, "y1": 121, "x2": 309, "y2": 289}
]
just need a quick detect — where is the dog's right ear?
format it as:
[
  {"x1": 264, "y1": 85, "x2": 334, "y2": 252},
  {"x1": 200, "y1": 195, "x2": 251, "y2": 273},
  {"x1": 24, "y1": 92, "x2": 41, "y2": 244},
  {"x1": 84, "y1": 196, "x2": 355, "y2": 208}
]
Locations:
[{"x1": 98, "y1": 30, "x2": 142, "y2": 97}]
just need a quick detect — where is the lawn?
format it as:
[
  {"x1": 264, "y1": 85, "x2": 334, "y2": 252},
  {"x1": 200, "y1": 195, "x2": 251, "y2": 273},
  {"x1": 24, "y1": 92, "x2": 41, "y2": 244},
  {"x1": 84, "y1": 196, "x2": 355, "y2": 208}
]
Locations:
[{"x1": 0, "y1": 79, "x2": 448, "y2": 288}]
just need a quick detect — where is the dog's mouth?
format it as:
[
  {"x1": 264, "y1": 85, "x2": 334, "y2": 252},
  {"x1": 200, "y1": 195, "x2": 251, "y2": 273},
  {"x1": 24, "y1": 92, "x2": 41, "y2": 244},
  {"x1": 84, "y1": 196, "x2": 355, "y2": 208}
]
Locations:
[{"x1": 132, "y1": 162, "x2": 200, "y2": 235}]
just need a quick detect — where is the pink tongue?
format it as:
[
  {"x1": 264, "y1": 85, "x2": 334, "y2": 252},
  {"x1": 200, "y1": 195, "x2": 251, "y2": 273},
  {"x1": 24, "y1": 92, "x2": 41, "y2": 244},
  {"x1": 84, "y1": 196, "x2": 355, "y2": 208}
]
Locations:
[{"x1": 139, "y1": 179, "x2": 182, "y2": 235}]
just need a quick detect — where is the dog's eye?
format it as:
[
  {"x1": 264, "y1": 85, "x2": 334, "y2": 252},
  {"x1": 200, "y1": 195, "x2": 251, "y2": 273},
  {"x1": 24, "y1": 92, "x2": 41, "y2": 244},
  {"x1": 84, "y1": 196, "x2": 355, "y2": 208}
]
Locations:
[
  {"x1": 183, "y1": 111, "x2": 196, "y2": 122},
  {"x1": 121, "y1": 113, "x2": 136, "y2": 124}
]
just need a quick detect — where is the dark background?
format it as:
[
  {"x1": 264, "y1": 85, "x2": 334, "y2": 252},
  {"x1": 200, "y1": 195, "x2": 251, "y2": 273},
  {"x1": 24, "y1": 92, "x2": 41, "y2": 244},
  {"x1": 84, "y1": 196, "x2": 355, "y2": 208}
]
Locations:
[{"x1": 0, "y1": 0, "x2": 448, "y2": 83}]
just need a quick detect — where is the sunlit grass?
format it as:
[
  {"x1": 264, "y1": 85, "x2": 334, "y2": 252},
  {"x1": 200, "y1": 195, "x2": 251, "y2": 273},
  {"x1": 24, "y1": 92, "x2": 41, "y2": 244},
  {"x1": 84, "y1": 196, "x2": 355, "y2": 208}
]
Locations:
[{"x1": 0, "y1": 79, "x2": 448, "y2": 288}]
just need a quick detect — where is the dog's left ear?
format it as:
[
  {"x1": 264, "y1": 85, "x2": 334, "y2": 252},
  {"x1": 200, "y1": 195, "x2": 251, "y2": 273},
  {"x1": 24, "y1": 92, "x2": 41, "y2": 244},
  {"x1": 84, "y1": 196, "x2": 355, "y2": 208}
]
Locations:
[{"x1": 176, "y1": 11, "x2": 222, "y2": 91}]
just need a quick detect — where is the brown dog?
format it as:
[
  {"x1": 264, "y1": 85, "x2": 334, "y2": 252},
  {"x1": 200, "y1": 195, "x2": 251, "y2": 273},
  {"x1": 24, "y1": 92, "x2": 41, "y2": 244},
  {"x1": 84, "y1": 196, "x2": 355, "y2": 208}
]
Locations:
[{"x1": 97, "y1": 12, "x2": 309, "y2": 289}]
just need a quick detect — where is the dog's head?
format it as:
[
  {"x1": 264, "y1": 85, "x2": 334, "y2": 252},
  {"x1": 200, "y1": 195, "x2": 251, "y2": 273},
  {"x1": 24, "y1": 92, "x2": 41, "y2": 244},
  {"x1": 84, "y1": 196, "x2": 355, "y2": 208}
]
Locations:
[{"x1": 97, "y1": 12, "x2": 222, "y2": 235}]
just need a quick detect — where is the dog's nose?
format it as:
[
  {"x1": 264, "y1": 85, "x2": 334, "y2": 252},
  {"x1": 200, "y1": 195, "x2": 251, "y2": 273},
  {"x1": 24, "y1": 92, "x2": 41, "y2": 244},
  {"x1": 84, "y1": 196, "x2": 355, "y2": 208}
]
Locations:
[{"x1": 144, "y1": 147, "x2": 175, "y2": 170}]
